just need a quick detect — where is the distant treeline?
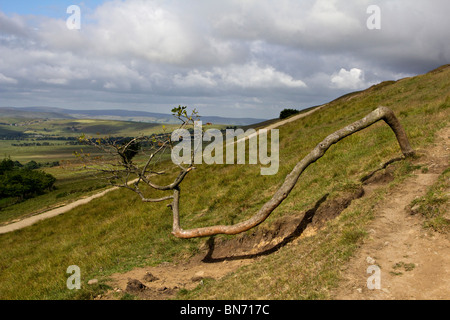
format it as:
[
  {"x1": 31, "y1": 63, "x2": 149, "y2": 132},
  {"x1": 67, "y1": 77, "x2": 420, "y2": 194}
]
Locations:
[
  {"x1": 0, "y1": 132, "x2": 25, "y2": 139},
  {"x1": 82, "y1": 134, "x2": 170, "y2": 148},
  {"x1": 280, "y1": 108, "x2": 300, "y2": 119},
  {"x1": 0, "y1": 134, "x2": 83, "y2": 141},
  {"x1": 0, "y1": 158, "x2": 57, "y2": 206},
  {"x1": 11, "y1": 141, "x2": 81, "y2": 147}
]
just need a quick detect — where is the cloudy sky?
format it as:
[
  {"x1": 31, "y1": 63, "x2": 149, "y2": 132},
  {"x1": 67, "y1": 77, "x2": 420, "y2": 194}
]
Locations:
[{"x1": 0, "y1": 0, "x2": 449, "y2": 119}]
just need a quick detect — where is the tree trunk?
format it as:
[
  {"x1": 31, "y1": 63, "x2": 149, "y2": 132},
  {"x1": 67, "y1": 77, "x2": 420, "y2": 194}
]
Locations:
[{"x1": 171, "y1": 106, "x2": 414, "y2": 239}]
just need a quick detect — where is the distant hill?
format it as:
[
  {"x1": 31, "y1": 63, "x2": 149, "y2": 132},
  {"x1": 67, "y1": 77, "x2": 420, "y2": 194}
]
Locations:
[
  {"x1": 0, "y1": 107, "x2": 267, "y2": 126},
  {"x1": 0, "y1": 107, "x2": 73, "y2": 120}
]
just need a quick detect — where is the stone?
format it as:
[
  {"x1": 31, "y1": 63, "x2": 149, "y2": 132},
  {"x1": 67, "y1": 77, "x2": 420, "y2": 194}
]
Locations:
[
  {"x1": 126, "y1": 279, "x2": 147, "y2": 292},
  {"x1": 366, "y1": 256, "x2": 376, "y2": 264},
  {"x1": 143, "y1": 272, "x2": 159, "y2": 282}
]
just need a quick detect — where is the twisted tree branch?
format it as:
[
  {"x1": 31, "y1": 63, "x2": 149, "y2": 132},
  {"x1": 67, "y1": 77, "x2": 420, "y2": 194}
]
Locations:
[{"x1": 171, "y1": 106, "x2": 414, "y2": 238}]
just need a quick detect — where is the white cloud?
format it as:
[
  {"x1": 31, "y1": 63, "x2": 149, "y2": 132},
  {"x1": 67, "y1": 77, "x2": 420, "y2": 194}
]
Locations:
[
  {"x1": 330, "y1": 68, "x2": 365, "y2": 90},
  {"x1": 173, "y1": 63, "x2": 306, "y2": 90},
  {"x1": 217, "y1": 63, "x2": 307, "y2": 89},
  {"x1": 0, "y1": 11, "x2": 29, "y2": 38},
  {"x1": 103, "y1": 82, "x2": 117, "y2": 90},
  {"x1": 174, "y1": 70, "x2": 217, "y2": 88},
  {"x1": 305, "y1": 0, "x2": 362, "y2": 38},
  {"x1": 38, "y1": 78, "x2": 69, "y2": 85},
  {"x1": 87, "y1": 0, "x2": 195, "y2": 64},
  {"x1": 0, "y1": 73, "x2": 18, "y2": 84}
]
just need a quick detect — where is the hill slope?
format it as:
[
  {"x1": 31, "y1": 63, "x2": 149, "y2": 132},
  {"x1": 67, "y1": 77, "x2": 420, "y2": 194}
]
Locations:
[
  {"x1": 332, "y1": 126, "x2": 449, "y2": 299},
  {"x1": 0, "y1": 64, "x2": 448, "y2": 300},
  {"x1": 1, "y1": 106, "x2": 268, "y2": 126}
]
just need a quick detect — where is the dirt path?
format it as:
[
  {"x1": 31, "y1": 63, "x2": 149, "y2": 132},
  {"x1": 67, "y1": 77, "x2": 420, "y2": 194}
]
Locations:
[
  {"x1": 0, "y1": 186, "x2": 120, "y2": 235},
  {"x1": 232, "y1": 105, "x2": 323, "y2": 145},
  {"x1": 255, "y1": 105, "x2": 323, "y2": 130},
  {"x1": 331, "y1": 126, "x2": 450, "y2": 300}
]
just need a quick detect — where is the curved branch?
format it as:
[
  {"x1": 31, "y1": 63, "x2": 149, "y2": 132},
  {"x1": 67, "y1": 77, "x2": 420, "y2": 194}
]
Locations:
[
  {"x1": 140, "y1": 167, "x2": 194, "y2": 191},
  {"x1": 171, "y1": 106, "x2": 414, "y2": 239}
]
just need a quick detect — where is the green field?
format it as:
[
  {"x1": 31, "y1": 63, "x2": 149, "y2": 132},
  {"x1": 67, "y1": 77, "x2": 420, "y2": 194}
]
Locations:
[
  {"x1": 0, "y1": 118, "x2": 227, "y2": 162},
  {"x1": 0, "y1": 118, "x2": 181, "y2": 223},
  {"x1": 0, "y1": 117, "x2": 225, "y2": 224},
  {"x1": 0, "y1": 140, "x2": 94, "y2": 163},
  {"x1": 0, "y1": 65, "x2": 448, "y2": 300},
  {"x1": 1, "y1": 118, "x2": 168, "y2": 136},
  {"x1": 0, "y1": 119, "x2": 175, "y2": 161}
]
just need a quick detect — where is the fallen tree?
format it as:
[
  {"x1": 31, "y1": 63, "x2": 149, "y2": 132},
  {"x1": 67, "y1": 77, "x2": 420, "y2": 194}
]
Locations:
[{"x1": 80, "y1": 106, "x2": 414, "y2": 239}]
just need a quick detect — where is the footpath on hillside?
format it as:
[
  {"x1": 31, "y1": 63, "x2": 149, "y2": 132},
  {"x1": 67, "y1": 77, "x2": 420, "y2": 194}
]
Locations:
[{"x1": 331, "y1": 126, "x2": 449, "y2": 300}]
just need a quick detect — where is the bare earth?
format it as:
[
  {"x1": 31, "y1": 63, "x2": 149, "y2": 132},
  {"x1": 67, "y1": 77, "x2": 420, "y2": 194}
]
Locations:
[
  {"x1": 106, "y1": 255, "x2": 255, "y2": 300},
  {"x1": 331, "y1": 126, "x2": 450, "y2": 300}
]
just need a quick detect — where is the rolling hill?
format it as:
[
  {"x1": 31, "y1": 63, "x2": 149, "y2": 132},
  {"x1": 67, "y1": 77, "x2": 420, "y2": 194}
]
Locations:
[{"x1": 0, "y1": 106, "x2": 268, "y2": 126}]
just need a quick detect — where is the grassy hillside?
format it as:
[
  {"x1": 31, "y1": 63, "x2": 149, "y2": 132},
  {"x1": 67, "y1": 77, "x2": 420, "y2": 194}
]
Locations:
[
  {"x1": 0, "y1": 166, "x2": 110, "y2": 225},
  {"x1": 0, "y1": 108, "x2": 71, "y2": 120},
  {"x1": 0, "y1": 65, "x2": 448, "y2": 300}
]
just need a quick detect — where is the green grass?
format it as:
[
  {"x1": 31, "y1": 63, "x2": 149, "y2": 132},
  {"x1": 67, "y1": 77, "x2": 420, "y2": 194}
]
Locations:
[
  {"x1": 1, "y1": 119, "x2": 170, "y2": 138},
  {"x1": 0, "y1": 65, "x2": 449, "y2": 300},
  {"x1": 0, "y1": 167, "x2": 110, "y2": 224},
  {"x1": 409, "y1": 167, "x2": 450, "y2": 233},
  {"x1": 0, "y1": 140, "x2": 101, "y2": 163}
]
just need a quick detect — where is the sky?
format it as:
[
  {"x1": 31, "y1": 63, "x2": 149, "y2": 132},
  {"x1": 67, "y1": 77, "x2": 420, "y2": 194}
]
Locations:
[{"x1": 0, "y1": 0, "x2": 449, "y2": 119}]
